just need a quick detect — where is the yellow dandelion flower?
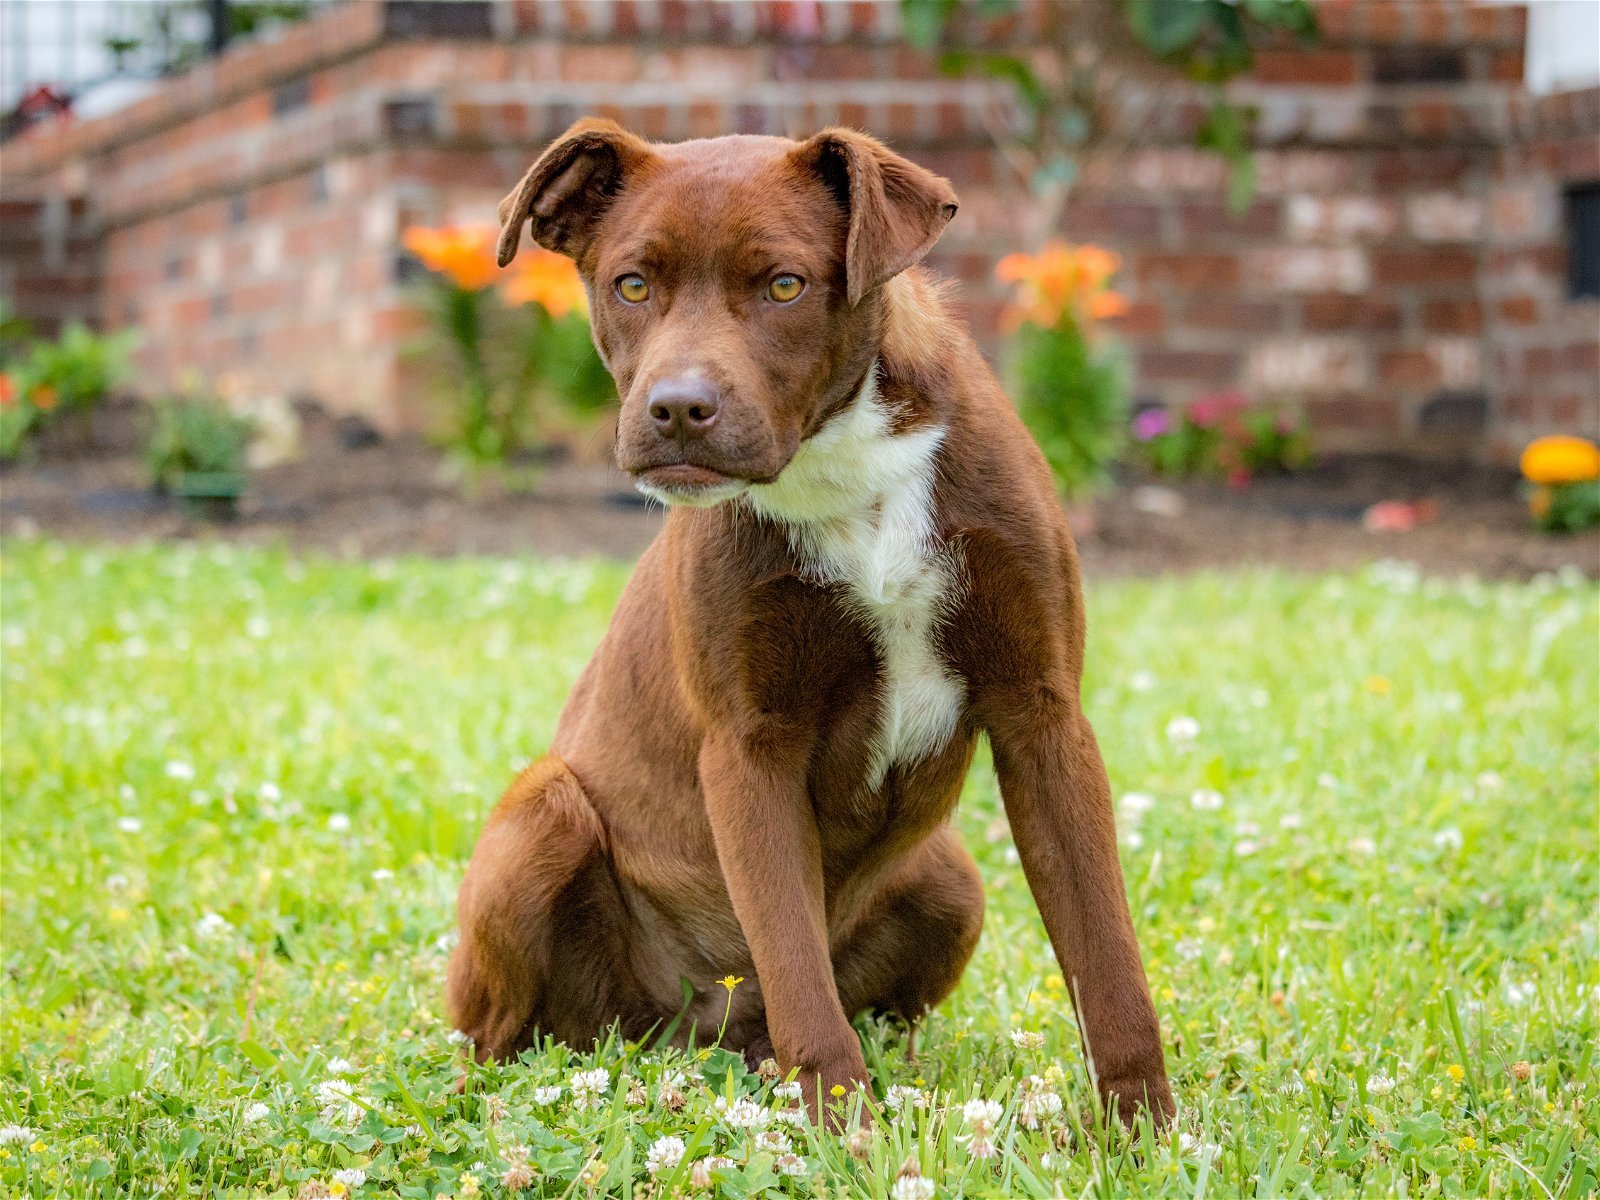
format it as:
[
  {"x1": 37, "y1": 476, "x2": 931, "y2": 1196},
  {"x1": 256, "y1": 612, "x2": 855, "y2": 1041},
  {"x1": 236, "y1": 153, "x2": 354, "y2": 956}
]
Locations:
[
  {"x1": 719, "y1": 975, "x2": 744, "y2": 992},
  {"x1": 1446, "y1": 1064, "x2": 1465, "y2": 1083}
]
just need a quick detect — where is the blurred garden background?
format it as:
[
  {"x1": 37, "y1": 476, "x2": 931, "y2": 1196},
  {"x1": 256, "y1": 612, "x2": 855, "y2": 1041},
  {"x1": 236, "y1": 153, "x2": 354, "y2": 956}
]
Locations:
[
  {"x1": 0, "y1": 0, "x2": 1596, "y2": 567},
  {"x1": 1, "y1": 1, "x2": 1598, "y2": 1197}
]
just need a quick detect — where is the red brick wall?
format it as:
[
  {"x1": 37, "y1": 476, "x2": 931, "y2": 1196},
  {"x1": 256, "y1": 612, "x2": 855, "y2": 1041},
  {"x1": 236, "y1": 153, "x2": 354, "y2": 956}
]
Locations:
[{"x1": 0, "y1": 0, "x2": 1594, "y2": 457}]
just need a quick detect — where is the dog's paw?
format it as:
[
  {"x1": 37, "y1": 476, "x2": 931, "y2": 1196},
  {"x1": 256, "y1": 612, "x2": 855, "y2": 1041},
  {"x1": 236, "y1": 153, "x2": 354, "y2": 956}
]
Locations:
[{"x1": 1098, "y1": 1071, "x2": 1175, "y2": 1132}]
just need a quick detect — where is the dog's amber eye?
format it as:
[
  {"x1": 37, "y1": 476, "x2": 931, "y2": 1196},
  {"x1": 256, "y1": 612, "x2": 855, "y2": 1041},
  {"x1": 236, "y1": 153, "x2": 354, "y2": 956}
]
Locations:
[
  {"x1": 617, "y1": 275, "x2": 650, "y2": 304},
  {"x1": 768, "y1": 274, "x2": 804, "y2": 303}
]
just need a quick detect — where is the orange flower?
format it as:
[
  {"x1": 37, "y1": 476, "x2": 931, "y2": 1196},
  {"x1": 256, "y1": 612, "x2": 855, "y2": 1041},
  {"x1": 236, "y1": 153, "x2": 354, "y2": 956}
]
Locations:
[
  {"x1": 1520, "y1": 435, "x2": 1600, "y2": 485},
  {"x1": 499, "y1": 246, "x2": 588, "y2": 319},
  {"x1": 401, "y1": 223, "x2": 500, "y2": 292},
  {"x1": 0, "y1": 374, "x2": 14, "y2": 409},
  {"x1": 31, "y1": 383, "x2": 58, "y2": 411},
  {"x1": 995, "y1": 240, "x2": 1126, "y2": 331}
]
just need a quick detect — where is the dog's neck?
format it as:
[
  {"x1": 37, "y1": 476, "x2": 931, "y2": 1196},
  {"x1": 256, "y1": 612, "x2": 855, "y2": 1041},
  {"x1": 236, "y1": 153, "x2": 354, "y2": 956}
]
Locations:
[
  {"x1": 746, "y1": 367, "x2": 964, "y2": 785},
  {"x1": 745, "y1": 369, "x2": 944, "y2": 546}
]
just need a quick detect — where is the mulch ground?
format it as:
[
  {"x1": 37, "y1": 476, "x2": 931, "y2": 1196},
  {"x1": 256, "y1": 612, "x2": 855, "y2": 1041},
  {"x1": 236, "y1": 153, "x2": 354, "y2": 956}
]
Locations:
[{"x1": 2, "y1": 408, "x2": 1594, "y2": 579}]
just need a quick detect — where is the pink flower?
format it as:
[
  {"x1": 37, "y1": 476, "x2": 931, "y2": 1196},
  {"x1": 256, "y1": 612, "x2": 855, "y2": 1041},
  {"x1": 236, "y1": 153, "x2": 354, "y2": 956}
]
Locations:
[
  {"x1": 1133, "y1": 408, "x2": 1171, "y2": 442},
  {"x1": 1188, "y1": 390, "x2": 1246, "y2": 429}
]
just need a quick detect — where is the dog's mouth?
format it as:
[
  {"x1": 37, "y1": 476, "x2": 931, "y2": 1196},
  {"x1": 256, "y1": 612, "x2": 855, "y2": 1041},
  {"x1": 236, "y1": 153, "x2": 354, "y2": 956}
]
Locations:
[{"x1": 632, "y1": 463, "x2": 752, "y2": 508}]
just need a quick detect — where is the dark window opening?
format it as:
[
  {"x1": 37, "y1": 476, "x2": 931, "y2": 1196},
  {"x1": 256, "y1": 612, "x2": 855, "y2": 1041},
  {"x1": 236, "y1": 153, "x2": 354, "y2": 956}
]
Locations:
[{"x1": 1568, "y1": 183, "x2": 1600, "y2": 300}]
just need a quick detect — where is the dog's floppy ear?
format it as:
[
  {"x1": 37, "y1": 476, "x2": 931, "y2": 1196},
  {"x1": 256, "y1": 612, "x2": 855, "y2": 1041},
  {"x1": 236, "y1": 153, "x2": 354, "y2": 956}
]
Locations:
[
  {"x1": 792, "y1": 128, "x2": 958, "y2": 305},
  {"x1": 496, "y1": 118, "x2": 654, "y2": 267}
]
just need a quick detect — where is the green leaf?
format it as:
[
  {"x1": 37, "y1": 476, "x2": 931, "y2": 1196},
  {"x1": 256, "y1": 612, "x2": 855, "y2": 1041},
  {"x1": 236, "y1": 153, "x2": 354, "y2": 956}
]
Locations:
[
  {"x1": 1127, "y1": 0, "x2": 1210, "y2": 57},
  {"x1": 238, "y1": 1039, "x2": 279, "y2": 1074}
]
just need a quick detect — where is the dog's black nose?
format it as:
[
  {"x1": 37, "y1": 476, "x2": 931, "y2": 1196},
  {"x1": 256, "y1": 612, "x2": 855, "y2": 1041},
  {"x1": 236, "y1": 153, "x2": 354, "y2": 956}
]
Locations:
[{"x1": 647, "y1": 377, "x2": 721, "y2": 442}]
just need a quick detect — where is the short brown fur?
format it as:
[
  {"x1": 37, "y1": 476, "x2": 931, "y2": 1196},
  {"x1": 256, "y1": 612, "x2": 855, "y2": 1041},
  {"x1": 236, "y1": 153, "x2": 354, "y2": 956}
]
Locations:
[{"x1": 451, "y1": 120, "x2": 1173, "y2": 1127}]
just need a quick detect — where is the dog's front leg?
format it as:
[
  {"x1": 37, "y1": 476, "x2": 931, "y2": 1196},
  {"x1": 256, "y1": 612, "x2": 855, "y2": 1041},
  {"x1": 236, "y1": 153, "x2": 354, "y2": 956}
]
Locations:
[
  {"x1": 699, "y1": 734, "x2": 868, "y2": 1125},
  {"x1": 987, "y1": 689, "x2": 1175, "y2": 1129}
]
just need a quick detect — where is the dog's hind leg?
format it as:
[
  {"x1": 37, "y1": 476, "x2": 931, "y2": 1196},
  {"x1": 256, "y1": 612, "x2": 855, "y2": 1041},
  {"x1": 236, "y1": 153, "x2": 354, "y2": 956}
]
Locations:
[
  {"x1": 831, "y1": 826, "x2": 985, "y2": 1031},
  {"x1": 447, "y1": 755, "x2": 619, "y2": 1062}
]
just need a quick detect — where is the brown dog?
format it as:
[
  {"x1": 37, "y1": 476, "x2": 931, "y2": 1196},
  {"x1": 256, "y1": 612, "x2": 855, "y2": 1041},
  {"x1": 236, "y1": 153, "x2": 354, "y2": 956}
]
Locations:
[{"x1": 448, "y1": 118, "x2": 1173, "y2": 1127}]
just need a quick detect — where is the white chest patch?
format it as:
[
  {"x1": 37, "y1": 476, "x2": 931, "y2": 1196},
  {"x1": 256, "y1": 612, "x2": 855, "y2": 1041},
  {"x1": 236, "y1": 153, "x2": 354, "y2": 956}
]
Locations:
[{"x1": 745, "y1": 369, "x2": 965, "y2": 788}]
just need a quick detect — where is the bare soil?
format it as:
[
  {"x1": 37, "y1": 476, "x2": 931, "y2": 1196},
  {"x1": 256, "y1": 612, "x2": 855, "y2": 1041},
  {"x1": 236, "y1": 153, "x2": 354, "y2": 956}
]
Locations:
[{"x1": 2, "y1": 406, "x2": 1594, "y2": 579}]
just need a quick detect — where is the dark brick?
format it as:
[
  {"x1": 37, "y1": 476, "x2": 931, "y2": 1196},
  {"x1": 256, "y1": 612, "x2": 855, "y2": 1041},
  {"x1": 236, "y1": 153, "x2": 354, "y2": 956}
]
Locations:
[
  {"x1": 1418, "y1": 390, "x2": 1488, "y2": 433},
  {"x1": 1371, "y1": 49, "x2": 1465, "y2": 85},
  {"x1": 272, "y1": 75, "x2": 311, "y2": 117},
  {"x1": 383, "y1": 0, "x2": 493, "y2": 39}
]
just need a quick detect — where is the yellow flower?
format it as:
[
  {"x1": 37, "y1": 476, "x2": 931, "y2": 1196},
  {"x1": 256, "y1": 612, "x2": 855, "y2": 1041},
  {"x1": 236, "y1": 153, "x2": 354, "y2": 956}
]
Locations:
[
  {"x1": 719, "y1": 975, "x2": 744, "y2": 992},
  {"x1": 829, "y1": 1084, "x2": 846, "y2": 1098},
  {"x1": 1446, "y1": 1064, "x2": 1465, "y2": 1083},
  {"x1": 402, "y1": 224, "x2": 501, "y2": 292},
  {"x1": 1520, "y1": 435, "x2": 1600, "y2": 485},
  {"x1": 459, "y1": 1172, "x2": 481, "y2": 1197},
  {"x1": 1363, "y1": 676, "x2": 1391, "y2": 695},
  {"x1": 29, "y1": 1140, "x2": 45, "y2": 1153},
  {"x1": 500, "y1": 247, "x2": 588, "y2": 319},
  {"x1": 1458, "y1": 1135, "x2": 1477, "y2": 1151}
]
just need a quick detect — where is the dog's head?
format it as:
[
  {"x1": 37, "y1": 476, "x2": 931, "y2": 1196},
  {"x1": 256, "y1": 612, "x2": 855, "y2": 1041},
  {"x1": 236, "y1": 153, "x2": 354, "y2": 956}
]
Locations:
[{"x1": 496, "y1": 120, "x2": 957, "y2": 506}]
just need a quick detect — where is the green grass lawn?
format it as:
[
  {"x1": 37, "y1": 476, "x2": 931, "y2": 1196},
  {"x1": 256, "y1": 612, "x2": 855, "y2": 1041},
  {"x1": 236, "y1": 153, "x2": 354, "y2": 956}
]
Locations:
[{"x1": 2, "y1": 539, "x2": 1596, "y2": 1198}]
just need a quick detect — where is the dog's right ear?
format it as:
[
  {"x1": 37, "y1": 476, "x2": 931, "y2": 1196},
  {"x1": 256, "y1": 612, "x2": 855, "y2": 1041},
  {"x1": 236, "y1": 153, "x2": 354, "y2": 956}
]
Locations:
[{"x1": 496, "y1": 118, "x2": 654, "y2": 267}]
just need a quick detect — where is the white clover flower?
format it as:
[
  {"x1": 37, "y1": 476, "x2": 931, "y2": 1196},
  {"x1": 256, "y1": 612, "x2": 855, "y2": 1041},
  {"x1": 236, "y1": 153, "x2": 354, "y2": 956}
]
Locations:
[
  {"x1": 1279, "y1": 813, "x2": 1304, "y2": 830},
  {"x1": 691, "y1": 1156, "x2": 737, "y2": 1188},
  {"x1": 891, "y1": 1175, "x2": 936, "y2": 1200},
  {"x1": 1179, "y1": 1132, "x2": 1222, "y2": 1161},
  {"x1": 332, "y1": 1167, "x2": 366, "y2": 1189},
  {"x1": 242, "y1": 1102, "x2": 270, "y2": 1123},
  {"x1": 1125, "y1": 830, "x2": 1145, "y2": 850},
  {"x1": 756, "y1": 1128, "x2": 793, "y2": 1155},
  {"x1": 774, "y1": 1080, "x2": 802, "y2": 1100},
  {"x1": 531, "y1": 1084, "x2": 562, "y2": 1105},
  {"x1": 327, "y1": 813, "x2": 351, "y2": 833},
  {"x1": 772, "y1": 1105, "x2": 807, "y2": 1126},
  {"x1": 570, "y1": 1068, "x2": 609, "y2": 1110},
  {"x1": 370, "y1": 868, "x2": 394, "y2": 882},
  {"x1": 258, "y1": 781, "x2": 282, "y2": 801},
  {"x1": 1233, "y1": 839, "x2": 1261, "y2": 857},
  {"x1": 722, "y1": 1097, "x2": 770, "y2": 1129},
  {"x1": 883, "y1": 1084, "x2": 927, "y2": 1112},
  {"x1": 445, "y1": 1029, "x2": 468, "y2": 1045},
  {"x1": 195, "y1": 912, "x2": 232, "y2": 940},
  {"x1": 315, "y1": 1078, "x2": 367, "y2": 1127},
  {"x1": 326, "y1": 1057, "x2": 356, "y2": 1075},
  {"x1": 1346, "y1": 835, "x2": 1377, "y2": 856},
  {"x1": 1432, "y1": 827, "x2": 1464, "y2": 851},
  {"x1": 117, "y1": 816, "x2": 142, "y2": 833},
  {"x1": 1505, "y1": 980, "x2": 1536, "y2": 1006},
  {"x1": 501, "y1": 1143, "x2": 533, "y2": 1191},
  {"x1": 165, "y1": 761, "x2": 195, "y2": 780},
  {"x1": 1009, "y1": 1029, "x2": 1045, "y2": 1050},
  {"x1": 1119, "y1": 792, "x2": 1155, "y2": 817},
  {"x1": 1190, "y1": 789, "x2": 1224, "y2": 811},
  {"x1": 645, "y1": 1135, "x2": 685, "y2": 1176},
  {"x1": 775, "y1": 1153, "x2": 808, "y2": 1176},
  {"x1": 1130, "y1": 670, "x2": 1156, "y2": 692},
  {"x1": 1166, "y1": 716, "x2": 1200, "y2": 743},
  {"x1": 0, "y1": 1125, "x2": 34, "y2": 1145},
  {"x1": 1367, "y1": 1072, "x2": 1396, "y2": 1096},
  {"x1": 962, "y1": 1098, "x2": 1002, "y2": 1135},
  {"x1": 1316, "y1": 773, "x2": 1339, "y2": 789},
  {"x1": 1176, "y1": 938, "x2": 1203, "y2": 961}
]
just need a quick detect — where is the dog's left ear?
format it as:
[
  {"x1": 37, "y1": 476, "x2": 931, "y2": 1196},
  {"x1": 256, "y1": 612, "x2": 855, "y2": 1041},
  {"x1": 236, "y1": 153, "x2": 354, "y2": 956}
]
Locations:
[{"x1": 792, "y1": 129, "x2": 958, "y2": 305}]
